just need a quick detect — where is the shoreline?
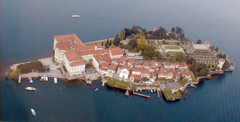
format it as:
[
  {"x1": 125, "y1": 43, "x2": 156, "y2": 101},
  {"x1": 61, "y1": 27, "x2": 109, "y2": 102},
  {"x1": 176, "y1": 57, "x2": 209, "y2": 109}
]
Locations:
[{"x1": 7, "y1": 36, "x2": 236, "y2": 102}]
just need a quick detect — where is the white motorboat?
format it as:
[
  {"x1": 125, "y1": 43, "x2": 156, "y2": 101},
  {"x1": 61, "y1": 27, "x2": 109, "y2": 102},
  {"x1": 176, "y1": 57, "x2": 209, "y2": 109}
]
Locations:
[
  {"x1": 40, "y1": 76, "x2": 44, "y2": 81},
  {"x1": 25, "y1": 87, "x2": 37, "y2": 91},
  {"x1": 29, "y1": 77, "x2": 33, "y2": 84},
  {"x1": 95, "y1": 88, "x2": 98, "y2": 92},
  {"x1": 72, "y1": 14, "x2": 81, "y2": 18},
  {"x1": 44, "y1": 76, "x2": 48, "y2": 82},
  {"x1": 54, "y1": 78, "x2": 58, "y2": 84},
  {"x1": 31, "y1": 108, "x2": 36, "y2": 117}
]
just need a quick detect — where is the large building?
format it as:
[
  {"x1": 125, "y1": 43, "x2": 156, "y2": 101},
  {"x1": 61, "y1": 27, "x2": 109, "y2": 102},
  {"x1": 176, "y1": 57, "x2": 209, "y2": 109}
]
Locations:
[
  {"x1": 185, "y1": 41, "x2": 219, "y2": 69},
  {"x1": 53, "y1": 34, "x2": 124, "y2": 76},
  {"x1": 63, "y1": 50, "x2": 85, "y2": 76}
]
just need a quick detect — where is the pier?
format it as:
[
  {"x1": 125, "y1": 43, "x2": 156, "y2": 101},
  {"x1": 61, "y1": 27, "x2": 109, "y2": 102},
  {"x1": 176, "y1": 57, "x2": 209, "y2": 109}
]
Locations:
[
  {"x1": 18, "y1": 76, "x2": 21, "y2": 84},
  {"x1": 157, "y1": 89, "x2": 161, "y2": 98},
  {"x1": 85, "y1": 38, "x2": 114, "y2": 45},
  {"x1": 133, "y1": 91, "x2": 150, "y2": 98}
]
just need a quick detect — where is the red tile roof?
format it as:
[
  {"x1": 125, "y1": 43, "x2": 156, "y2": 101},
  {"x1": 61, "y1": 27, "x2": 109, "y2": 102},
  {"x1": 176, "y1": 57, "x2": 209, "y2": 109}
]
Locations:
[
  {"x1": 118, "y1": 65, "x2": 130, "y2": 71},
  {"x1": 94, "y1": 54, "x2": 111, "y2": 63},
  {"x1": 134, "y1": 75, "x2": 142, "y2": 81},
  {"x1": 56, "y1": 42, "x2": 72, "y2": 50},
  {"x1": 99, "y1": 65, "x2": 108, "y2": 71},
  {"x1": 127, "y1": 58, "x2": 135, "y2": 65},
  {"x1": 54, "y1": 34, "x2": 84, "y2": 46},
  {"x1": 109, "y1": 47, "x2": 124, "y2": 56},
  {"x1": 97, "y1": 44, "x2": 103, "y2": 49},
  {"x1": 70, "y1": 60, "x2": 85, "y2": 66},
  {"x1": 132, "y1": 67, "x2": 150, "y2": 75},
  {"x1": 65, "y1": 50, "x2": 84, "y2": 62}
]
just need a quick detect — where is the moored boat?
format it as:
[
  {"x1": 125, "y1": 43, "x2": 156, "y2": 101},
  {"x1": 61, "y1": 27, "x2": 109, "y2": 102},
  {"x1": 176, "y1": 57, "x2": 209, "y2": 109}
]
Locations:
[
  {"x1": 31, "y1": 108, "x2": 36, "y2": 117},
  {"x1": 25, "y1": 87, "x2": 37, "y2": 91},
  {"x1": 95, "y1": 88, "x2": 98, "y2": 92},
  {"x1": 125, "y1": 90, "x2": 130, "y2": 96},
  {"x1": 54, "y1": 78, "x2": 58, "y2": 84},
  {"x1": 72, "y1": 14, "x2": 81, "y2": 18},
  {"x1": 29, "y1": 77, "x2": 33, "y2": 84},
  {"x1": 44, "y1": 76, "x2": 48, "y2": 82},
  {"x1": 40, "y1": 76, "x2": 44, "y2": 81}
]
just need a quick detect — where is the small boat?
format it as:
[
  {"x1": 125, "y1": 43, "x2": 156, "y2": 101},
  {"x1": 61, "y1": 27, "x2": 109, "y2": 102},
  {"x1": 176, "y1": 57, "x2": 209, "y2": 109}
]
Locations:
[
  {"x1": 18, "y1": 76, "x2": 21, "y2": 84},
  {"x1": 40, "y1": 77, "x2": 44, "y2": 81},
  {"x1": 29, "y1": 77, "x2": 33, "y2": 84},
  {"x1": 31, "y1": 108, "x2": 36, "y2": 117},
  {"x1": 189, "y1": 84, "x2": 197, "y2": 88},
  {"x1": 25, "y1": 87, "x2": 37, "y2": 91},
  {"x1": 72, "y1": 14, "x2": 81, "y2": 18},
  {"x1": 95, "y1": 88, "x2": 98, "y2": 92},
  {"x1": 125, "y1": 90, "x2": 129, "y2": 96},
  {"x1": 44, "y1": 76, "x2": 48, "y2": 82},
  {"x1": 151, "y1": 90, "x2": 153, "y2": 93},
  {"x1": 54, "y1": 78, "x2": 58, "y2": 84}
]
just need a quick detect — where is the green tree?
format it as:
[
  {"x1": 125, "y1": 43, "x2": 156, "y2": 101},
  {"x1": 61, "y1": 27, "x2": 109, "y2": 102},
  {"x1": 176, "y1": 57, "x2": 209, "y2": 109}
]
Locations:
[
  {"x1": 171, "y1": 27, "x2": 175, "y2": 32},
  {"x1": 157, "y1": 52, "x2": 162, "y2": 59},
  {"x1": 119, "y1": 29, "x2": 126, "y2": 41},
  {"x1": 215, "y1": 47, "x2": 219, "y2": 52},
  {"x1": 136, "y1": 35, "x2": 148, "y2": 51},
  {"x1": 11, "y1": 68, "x2": 21, "y2": 77},
  {"x1": 159, "y1": 26, "x2": 167, "y2": 39},
  {"x1": 197, "y1": 39, "x2": 202, "y2": 44},
  {"x1": 176, "y1": 26, "x2": 183, "y2": 34},
  {"x1": 142, "y1": 46, "x2": 156, "y2": 59},
  {"x1": 105, "y1": 39, "x2": 109, "y2": 48},
  {"x1": 131, "y1": 25, "x2": 142, "y2": 34},
  {"x1": 101, "y1": 41, "x2": 104, "y2": 46},
  {"x1": 109, "y1": 40, "x2": 113, "y2": 46},
  {"x1": 113, "y1": 34, "x2": 120, "y2": 46}
]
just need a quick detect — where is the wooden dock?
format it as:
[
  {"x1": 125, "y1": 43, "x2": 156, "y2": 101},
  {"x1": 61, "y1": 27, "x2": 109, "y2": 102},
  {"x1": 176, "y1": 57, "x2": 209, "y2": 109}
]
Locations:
[
  {"x1": 18, "y1": 76, "x2": 21, "y2": 84},
  {"x1": 157, "y1": 89, "x2": 161, "y2": 98},
  {"x1": 133, "y1": 91, "x2": 150, "y2": 98}
]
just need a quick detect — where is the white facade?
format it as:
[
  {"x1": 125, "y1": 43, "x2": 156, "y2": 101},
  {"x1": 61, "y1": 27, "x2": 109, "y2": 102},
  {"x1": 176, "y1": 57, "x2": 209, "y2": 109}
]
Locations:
[
  {"x1": 119, "y1": 68, "x2": 130, "y2": 79},
  {"x1": 109, "y1": 51, "x2": 123, "y2": 59},
  {"x1": 91, "y1": 56, "x2": 100, "y2": 72},
  {"x1": 63, "y1": 55, "x2": 85, "y2": 76},
  {"x1": 54, "y1": 48, "x2": 66, "y2": 64},
  {"x1": 81, "y1": 55, "x2": 94, "y2": 62}
]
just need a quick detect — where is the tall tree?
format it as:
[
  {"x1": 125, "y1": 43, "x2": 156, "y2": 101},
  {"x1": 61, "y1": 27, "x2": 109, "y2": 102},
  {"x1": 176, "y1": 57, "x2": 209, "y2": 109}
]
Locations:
[
  {"x1": 105, "y1": 39, "x2": 109, "y2": 48},
  {"x1": 109, "y1": 40, "x2": 113, "y2": 46},
  {"x1": 142, "y1": 46, "x2": 156, "y2": 59},
  {"x1": 119, "y1": 29, "x2": 126, "y2": 41},
  {"x1": 197, "y1": 39, "x2": 202, "y2": 44},
  {"x1": 171, "y1": 27, "x2": 175, "y2": 32},
  {"x1": 176, "y1": 26, "x2": 183, "y2": 35},
  {"x1": 113, "y1": 34, "x2": 120, "y2": 46},
  {"x1": 131, "y1": 25, "x2": 142, "y2": 34},
  {"x1": 159, "y1": 26, "x2": 167, "y2": 39},
  {"x1": 136, "y1": 34, "x2": 148, "y2": 51}
]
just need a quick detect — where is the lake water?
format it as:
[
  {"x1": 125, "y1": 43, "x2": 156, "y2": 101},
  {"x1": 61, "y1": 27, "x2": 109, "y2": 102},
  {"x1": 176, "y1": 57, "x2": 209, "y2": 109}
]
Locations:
[{"x1": 1, "y1": 0, "x2": 240, "y2": 121}]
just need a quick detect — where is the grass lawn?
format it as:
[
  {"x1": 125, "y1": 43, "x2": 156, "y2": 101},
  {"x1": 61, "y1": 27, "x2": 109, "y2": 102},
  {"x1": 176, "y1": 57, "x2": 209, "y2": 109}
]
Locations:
[
  {"x1": 163, "y1": 88, "x2": 182, "y2": 100},
  {"x1": 107, "y1": 77, "x2": 137, "y2": 90},
  {"x1": 179, "y1": 79, "x2": 188, "y2": 86},
  {"x1": 164, "y1": 45, "x2": 180, "y2": 50},
  {"x1": 166, "y1": 51, "x2": 183, "y2": 56}
]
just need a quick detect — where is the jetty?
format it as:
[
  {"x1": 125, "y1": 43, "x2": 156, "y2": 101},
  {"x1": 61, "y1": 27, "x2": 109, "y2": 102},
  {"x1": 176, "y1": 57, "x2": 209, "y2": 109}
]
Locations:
[
  {"x1": 157, "y1": 89, "x2": 161, "y2": 98},
  {"x1": 85, "y1": 38, "x2": 114, "y2": 45},
  {"x1": 133, "y1": 91, "x2": 150, "y2": 98},
  {"x1": 18, "y1": 76, "x2": 21, "y2": 84}
]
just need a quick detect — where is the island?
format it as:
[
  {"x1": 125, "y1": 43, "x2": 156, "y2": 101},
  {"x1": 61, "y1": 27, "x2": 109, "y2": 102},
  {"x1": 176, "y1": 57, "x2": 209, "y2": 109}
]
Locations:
[{"x1": 8, "y1": 25, "x2": 235, "y2": 101}]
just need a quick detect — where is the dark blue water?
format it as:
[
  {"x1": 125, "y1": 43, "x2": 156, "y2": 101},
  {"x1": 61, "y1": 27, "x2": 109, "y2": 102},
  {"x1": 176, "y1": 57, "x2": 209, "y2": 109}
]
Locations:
[{"x1": 1, "y1": 0, "x2": 240, "y2": 121}]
